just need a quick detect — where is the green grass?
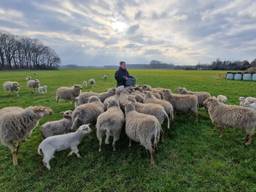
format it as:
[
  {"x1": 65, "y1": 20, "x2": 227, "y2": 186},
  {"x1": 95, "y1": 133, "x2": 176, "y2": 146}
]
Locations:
[{"x1": 0, "y1": 69, "x2": 256, "y2": 192}]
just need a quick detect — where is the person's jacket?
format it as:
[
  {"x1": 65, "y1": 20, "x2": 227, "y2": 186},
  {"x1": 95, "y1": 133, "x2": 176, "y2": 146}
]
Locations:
[{"x1": 115, "y1": 67, "x2": 130, "y2": 87}]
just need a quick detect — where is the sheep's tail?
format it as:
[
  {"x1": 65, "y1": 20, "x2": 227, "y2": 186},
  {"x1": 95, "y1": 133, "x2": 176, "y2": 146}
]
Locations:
[
  {"x1": 163, "y1": 110, "x2": 170, "y2": 129},
  {"x1": 37, "y1": 143, "x2": 42, "y2": 156}
]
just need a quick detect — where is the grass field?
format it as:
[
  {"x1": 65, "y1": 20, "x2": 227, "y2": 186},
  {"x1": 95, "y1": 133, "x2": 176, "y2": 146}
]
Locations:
[{"x1": 0, "y1": 69, "x2": 256, "y2": 192}]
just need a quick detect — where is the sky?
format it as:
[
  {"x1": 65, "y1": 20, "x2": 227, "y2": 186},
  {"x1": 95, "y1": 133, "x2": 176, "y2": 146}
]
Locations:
[{"x1": 0, "y1": 0, "x2": 256, "y2": 66}]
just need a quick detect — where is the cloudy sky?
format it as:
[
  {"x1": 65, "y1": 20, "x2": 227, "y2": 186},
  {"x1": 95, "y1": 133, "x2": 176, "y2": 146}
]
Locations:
[{"x1": 0, "y1": 0, "x2": 255, "y2": 66}]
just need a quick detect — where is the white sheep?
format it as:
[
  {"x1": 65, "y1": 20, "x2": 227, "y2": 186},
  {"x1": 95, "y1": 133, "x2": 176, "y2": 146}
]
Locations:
[
  {"x1": 102, "y1": 74, "x2": 109, "y2": 80},
  {"x1": 27, "y1": 79, "x2": 40, "y2": 93},
  {"x1": 88, "y1": 78, "x2": 96, "y2": 87},
  {"x1": 72, "y1": 96, "x2": 105, "y2": 130},
  {"x1": 0, "y1": 106, "x2": 52, "y2": 165},
  {"x1": 38, "y1": 124, "x2": 92, "y2": 170},
  {"x1": 3, "y1": 81, "x2": 20, "y2": 96},
  {"x1": 38, "y1": 85, "x2": 48, "y2": 94},
  {"x1": 41, "y1": 110, "x2": 73, "y2": 138},
  {"x1": 56, "y1": 85, "x2": 81, "y2": 103},
  {"x1": 82, "y1": 80, "x2": 88, "y2": 88},
  {"x1": 125, "y1": 103, "x2": 161, "y2": 165},
  {"x1": 217, "y1": 95, "x2": 228, "y2": 103},
  {"x1": 204, "y1": 97, "x2": 256, "y2": 145},
  {"x1": 96, "y1": 100, "x2": 124, "y2": 152},
  {"x1": 239, "y1": 97, "x2": 256, "y2": 106}
]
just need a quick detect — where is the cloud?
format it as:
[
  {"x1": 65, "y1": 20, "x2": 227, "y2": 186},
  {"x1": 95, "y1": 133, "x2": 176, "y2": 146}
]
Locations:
[{"x1": 0, "y1": 0, "x2": 255, "y2": 66}]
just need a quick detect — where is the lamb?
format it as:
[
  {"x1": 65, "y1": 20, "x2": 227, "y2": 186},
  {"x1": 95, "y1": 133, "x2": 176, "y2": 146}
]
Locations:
[
  {"x1": 0, "y1": 106, "x2": 52, "y2": 165},
  {"x1": 41, "y1": 110, "x2": 73, "y2": 138},
  {"x1": 27, "y1": 79, "x2": 40, "y2": 93},
  {"x1": 38, "y1": 124, "x2": 92, "y2": 170},
  {"x1": 56, "y1": 85, "x2": 81, "y2": 103},
  {"x1": 176, "y1": 87, "x2": 210, "y2": 106},
  {"x1": 125, "y1": 103, "x2": 161, "y2": 165},
  {"x1": 38, "y1": 85, "x2": 48, "y2": 94},
  {"x1": 217, "y1": 95, "x2": 228, "y2": 103},
  {"x1": 102, "y1": 74, "x2": 109, "y2": 80},
  {"x1": 88, "y1": 78, "x2": 96, "y2": 87},
  {"x1": 129, "y1": 97, "x2": 171, "y2": 129},
  {"x1": 204, "y1": 97, "x2": 256, "y2": 145},
  {"x1": 161, "y1": 89, "x2": 198, "y2": 116},
  {"x1": 144, "y1": 92, "x2": 174, "y2": 120},
  {"x1": 96, "y1": 100, "x2": 124, "y2": 152},
  {"x1": 71, "y1": 96, "x2": 105, "y2": 130},
  {"x1": 3, "y1": 81, "x2": 20, "y2": 96}
]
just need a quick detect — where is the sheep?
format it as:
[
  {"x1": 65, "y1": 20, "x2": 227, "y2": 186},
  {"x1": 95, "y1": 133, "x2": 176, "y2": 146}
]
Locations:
[
  {"x1": 82, "y1": 80, "x2": 88, "y2": 88},
  {"x1": 144, "y1": 92, "x2": 174, "y2": 121},
  {"x1": 71, "y1": 96, "x2": 105, "y2": 130},
  {"x1": 161, "y1": 89, "x2": 198, "y2": 117},
  {"x1": 176, "y1": 87, "x2": 210, "y2": 106},
  {"x1": 27, "y1": 79, "x2": 40, "y2": 93},
  {"x1": 38, "y1": 124, "x2": 92, "y2": 170},
  {"x1": 3, "y1": 81, "x2": 20, "y2": 96},
  {"x1": 129, "y1": 97, "x2": 171, "y2": 129},
  {"x1": 25, "y1": 76, "x2": 32, "y2": 81},
  {"x1": 204, "y1": 97, "x2": 256, "y2": 145},
  {"x1": 88, "y1": 78, "x2": 96, "y2": 87},
  {"x1": 0, "y1": 106, "x2": 52, "y2": 165},
  {"x1": 41, "y1": 110, "x2": 73, "y2": 138},
  {"x1": 38, "y1": 85, "x2": 48, "y2": 94},
  {"x1": 102, "y1": 74, "x2": 109, "y2": 80},
  {"x1": 217, "y1": 95, "x2": 228, "y2": 103},
  {"x1": 239, "y1": 97, "x2": 256, "y2": 106},
  {"x1": 125, "y1": 103, "x2": 161, "y2": 165},
  {"x1": 96, "y1": 100, "x2": 124, "y2": 152},
  {"x1": 56, "y1": 85, "x2": 81, "y2": 103}
]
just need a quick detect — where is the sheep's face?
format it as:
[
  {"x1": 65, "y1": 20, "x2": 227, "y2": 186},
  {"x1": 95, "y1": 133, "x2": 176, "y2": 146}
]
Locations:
[
  {"x1": 78, "y1": 124, "x2": 92, "y2": 134},
  {"x1": 176, "y1": 87, "x2": 187, "y2": 94},
  {"x1": 203, "y1": 97, "x2": 218, "y2": 109},
  {"x1": 107, "y1": 100, "x2": 119, "y2": 109},
  {"x1": 32, "y1": 106, "x2": 53, "y2": 117},
  {"x1": 74, "y1": 85, "x2": 81, "y2": 90},
  {"x1": 61, "y1": 110, "x2": 72, "y2": 118},
  {"x1": 13, "y1": 83, "x2": 20, "y2": 91},
  {"x1": 125, "y1": 103, "x2": 135, "y2": 114}
]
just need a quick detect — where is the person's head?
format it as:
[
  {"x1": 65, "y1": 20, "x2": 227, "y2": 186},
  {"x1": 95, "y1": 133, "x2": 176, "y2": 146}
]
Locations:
[{"x1": 119, "y1": 61, "x2": 126, "y2": 70}]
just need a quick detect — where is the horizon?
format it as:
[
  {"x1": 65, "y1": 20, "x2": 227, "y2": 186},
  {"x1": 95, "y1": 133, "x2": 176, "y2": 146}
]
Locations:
[{"x1": 0, "y1": 0, "x2": 256, "y2": 66}]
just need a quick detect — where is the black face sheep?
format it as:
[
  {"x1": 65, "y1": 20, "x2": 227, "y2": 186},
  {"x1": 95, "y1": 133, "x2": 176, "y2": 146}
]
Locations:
[
  {"x1": 204, "y1": 97, "x2": 256, "y2": 145},
  {"x1": 0, "y1": 106, "x2": 53, "y2": 165},
  {"x1": 144, "y1": 92, "x2": 174, "y2": 121},
  {"x1": 27, "y1": 79, "x2": 40, "y2": 93},
  {"x1": 129, "y1": 97, "x2": 171, "y2": 129},
  {"x1": 125, "y1": 103, "x2": 161, "y2": 165},
  {"x1": 96, "y1": 100, "x2": 124, "y2": 152},
  {"x1": 176, "y1": 87, "x2": 210, "y2": 106},
  {"x1": 3, "y1": 81, "x2": 20, "y2": 96},
  {"x1": 56, "y1": 85, "x2": 81, "y2": 103},
  {"x1": 41, "y1": 110, "x2": 73, "y2": 138},
  {"x1": 161, "y1": 89, "x2": 198, "y2": 117},
  {"x1": 38, "y1": 124, "x2": 92, "y2": 170},
  {"x1": 71, "y1": 96, "x2": 105, "y2": 130}
]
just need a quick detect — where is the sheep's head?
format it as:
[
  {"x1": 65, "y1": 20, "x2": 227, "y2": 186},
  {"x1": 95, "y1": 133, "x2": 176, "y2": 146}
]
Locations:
[
  {"x1": 61, "y1": 110, "x2": 72, "y2": 119},
  {"x1": 73, "y1": 85, "x2": 81, "y2": 90},
  {"x1": 107, "y1": 99, "x2": 119, "y2": 109},
  {"x1": 13, "y1": 82, "x2": 20, "y2": 91},
  {"x1": 77, "y1": 124, "x2": 92, "y2": 135},
  {"x1": 125, "y1": 103, "x2": 135, "y2": 114},
  {"x1": 203, "y1": 96, "x2": 218, "y2": 109},
  {"x1": 30, "y1": 106, "x2": 53, "y2": 117},
  {"x1": 88, "y1": 95, "x2": 101, "y2": 103},
  {"x1": 176, "y1": 87, "x2": 187, "y2": 94}
]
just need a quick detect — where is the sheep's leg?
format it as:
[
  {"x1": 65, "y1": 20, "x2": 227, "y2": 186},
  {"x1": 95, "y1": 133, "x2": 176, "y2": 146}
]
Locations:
[
  {"x1": 69, "y1": 146, "x2": 81, "y2": 158},
  {"x1": 105, "y1": 131, "x2": 110, "y2": 145},
  {"x1": 219, "y1": 127, "x2": 224, "y2": 138},
  {"x1": 56, "y1": 96, "x2": 59, "y2": 103},
  {"x1": 148, "y1": 147, "x2": 155, "y2": 166},
  {"x1": 128, "y1": 139, "x2": 132, "y2": 147},
  {"x1": 96, "y1": 129, "x2": 103, "y2": 152},
  {"x1": 244, "y1": 134, "x2": 253, "y2": 145},
  {"x1": 112, "y1": 136, "x2": 119, "y2": 152},
  {"x1": 43, "y1": 149, "x2": 54, "y2": 170}
]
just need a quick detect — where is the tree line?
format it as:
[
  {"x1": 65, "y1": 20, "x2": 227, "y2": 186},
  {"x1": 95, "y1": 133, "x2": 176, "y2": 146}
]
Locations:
[{"x1": 0, "y1": 32, "x2": 61, "y2": 70}]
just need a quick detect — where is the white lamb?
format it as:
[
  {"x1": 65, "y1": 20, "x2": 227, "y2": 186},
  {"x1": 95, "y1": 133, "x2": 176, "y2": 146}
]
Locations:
[
  {"x1": 38, "y1": 124, "x2": 92, "y2": 170},
  {"x1": 38, "y1": 85, "x2": 48, "y2": 94}
]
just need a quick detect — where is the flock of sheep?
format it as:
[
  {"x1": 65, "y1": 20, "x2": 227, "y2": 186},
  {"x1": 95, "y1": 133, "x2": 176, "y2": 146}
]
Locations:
[{"x1": 1, "y1": 75, "x2": 256, "y2": 170}]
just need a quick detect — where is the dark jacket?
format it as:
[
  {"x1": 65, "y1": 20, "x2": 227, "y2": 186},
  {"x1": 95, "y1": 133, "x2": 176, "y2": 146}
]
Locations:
[{"x1": 115, "y1": 67, "x2": 130, "y2": 87}]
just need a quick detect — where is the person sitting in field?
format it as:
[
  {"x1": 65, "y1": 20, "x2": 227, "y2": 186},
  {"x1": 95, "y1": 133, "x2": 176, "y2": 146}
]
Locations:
[{"x1": 115, "y1": 61, "x2": 135, "y2": 87}]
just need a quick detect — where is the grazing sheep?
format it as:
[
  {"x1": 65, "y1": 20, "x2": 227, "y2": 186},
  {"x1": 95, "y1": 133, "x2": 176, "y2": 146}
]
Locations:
[
  {"x1": 102, "y1": 74, "x2": 109, "y2": 80},
  {"x1": 176, "y1": 87, "x2": 210, "y2": 106},
  {"x1": 88, "y1": 78, "x2": 96, "y2": 87},
  {"x1": 144, "y1": 92, "x2": 174, "y2": 120},
  {"x1": 3, "y1": 81, "x2": 20, "y2": 96},
  {"x1": 41, "y1": 110, "x2": 73, "y2": 138},
  {"x1": 71, "y1": 96, "x2": 105, "y2": 130},
  {"x1": 217, "y1": 95, "x2": 228, "y2": 103},
  {"x1": 82, "y1": 80, "x2": 88, "y2": 88},
  {"x1": 38, "y1": 124, "x2": 92, "y2": 170},
  {"x1": 204, "y1": 97, "x2": 256, "y2": 145},
  {"x1": 0, "y1": 106, "x2": 52, "y2": 165},
  {"x1": 25, "y1": 76, "x2": 32, "y2": 81},
  {"x1": 96, "y1": 100, "x2": 124, "y2": 152},
  {"x1": 56, "y1": 85, "x2": 81, "y2": 103},
  {"x1": 125, "y1": 103, "x2": 161, "y2": 165},
  {"x1": 239, "y1": 97, "x2": 256, "y2": 106},
  {"x1": 38, "y1": 85, "x2": 48, "y2": 94},
  {"x1": 27, "y1": 79, "x2": 40, "y2": 93},
  {"x1": 129, "y1": 97, "x2": 171, "y2": 129},
  {"x1": 161, "y1": 89, "x2": 198, "y2": 116}
]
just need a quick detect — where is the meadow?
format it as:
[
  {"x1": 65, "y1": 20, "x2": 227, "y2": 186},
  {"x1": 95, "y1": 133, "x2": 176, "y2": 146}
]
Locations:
[{"x1": 0, "y1": 69, "x2": 256, "y2": 192}]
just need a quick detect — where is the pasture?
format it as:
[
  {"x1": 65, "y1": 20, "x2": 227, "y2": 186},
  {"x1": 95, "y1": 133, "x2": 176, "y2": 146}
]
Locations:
[{"x1": 0, "y1": 69, "x2": 256, "y2": 192}]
